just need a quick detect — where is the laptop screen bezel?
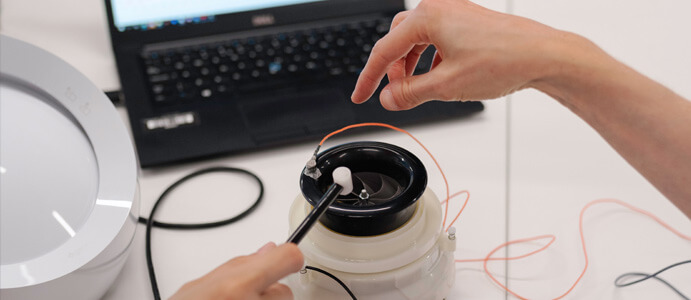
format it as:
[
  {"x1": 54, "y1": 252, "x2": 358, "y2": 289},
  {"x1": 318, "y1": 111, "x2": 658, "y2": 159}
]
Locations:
[{"x1": 104, "y1": 0, "x2": 405, "y2": 48}]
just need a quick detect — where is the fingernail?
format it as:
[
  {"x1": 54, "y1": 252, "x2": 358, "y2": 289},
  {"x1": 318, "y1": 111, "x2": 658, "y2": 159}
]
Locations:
[
  {"x1": 256, "y1": 242, "x2": 276, "y2": 254},
  {"x1": 380, "y1": 88, "x2": 398, "y2": 110}
]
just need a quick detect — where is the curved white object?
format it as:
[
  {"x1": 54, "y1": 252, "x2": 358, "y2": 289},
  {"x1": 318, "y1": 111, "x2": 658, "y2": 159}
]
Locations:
[
  {"x1": 287, "y1": 189, "x2": 456, "y2": 300},
  {"x1": 332, "y1": 167, "x2": 353, "y2": 196},
  {"x1": 0, "y1": 35, "x2": 139, "y2": 299}
]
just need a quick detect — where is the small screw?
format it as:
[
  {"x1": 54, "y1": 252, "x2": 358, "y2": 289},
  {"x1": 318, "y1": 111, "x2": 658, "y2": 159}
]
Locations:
[
  {"x1": 358, "y1": 189, "x2": 370, "y2": 200},
  {"x1": 448, "y1": 227, "x2": 456, "y2": 240},
  {"x1": 299, "y1": 268, "x2": 307, "y2": 274}
]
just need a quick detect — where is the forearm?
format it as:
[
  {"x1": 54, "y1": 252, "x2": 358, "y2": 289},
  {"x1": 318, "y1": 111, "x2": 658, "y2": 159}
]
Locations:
[
  {"x1": 532, "y1": 32, "x2": 691, "y2": 218},
  {"x1": 350, "y1": 0, "x2": 691, "y2": 216}
]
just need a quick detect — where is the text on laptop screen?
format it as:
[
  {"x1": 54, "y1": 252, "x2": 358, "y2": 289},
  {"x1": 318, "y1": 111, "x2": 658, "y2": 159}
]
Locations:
[{"x1": 111, "y1": 0, "x2": 325, "y2": 31}]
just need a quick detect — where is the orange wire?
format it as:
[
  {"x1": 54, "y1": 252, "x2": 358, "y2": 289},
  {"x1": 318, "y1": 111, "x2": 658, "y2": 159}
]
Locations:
[
  {"x1": 462, "y1": 198, "x2": 691, "y2": 299},
  {"x1": 441, "y1": 190, "x2": 470, "y2": 232},
  {"x1": 318, "y1": 122, "x2": 452, "y2": 228},
  {"x1": 317, "y1": 123, "x2": 691, "y2": 299},
  {"x1": 481, "y1": 235, "x2": 557, "y2": 300},
  {"x1": 455, "y1": 234, "x2": 556, "y2": 263},
  {"x1": 554, "y1": 198, "x2": 691, "y2": 299}
]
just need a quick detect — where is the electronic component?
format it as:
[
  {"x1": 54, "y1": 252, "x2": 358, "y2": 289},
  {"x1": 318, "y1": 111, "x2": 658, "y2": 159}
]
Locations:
[{"x1": 287, "y1": 142, "x2": 456, "y2": 299}]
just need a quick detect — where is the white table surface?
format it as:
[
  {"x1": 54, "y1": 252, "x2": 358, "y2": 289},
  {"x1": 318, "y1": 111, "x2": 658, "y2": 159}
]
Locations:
[{"x1": 1, "y1": 0, "x2": 689, "y2": 299}]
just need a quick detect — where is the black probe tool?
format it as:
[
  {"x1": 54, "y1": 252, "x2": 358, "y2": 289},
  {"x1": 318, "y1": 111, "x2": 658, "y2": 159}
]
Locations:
[{"x1": 287, "y1": 167, "x2": 353, "y2": 244}]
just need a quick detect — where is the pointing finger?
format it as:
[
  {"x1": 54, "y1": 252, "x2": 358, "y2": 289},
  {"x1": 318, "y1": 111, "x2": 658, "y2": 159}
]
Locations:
[
  {"x1": 352, "y1": 15, "x2": 429, "y2": 103},
  {"x1": 390, "y1": 10, "x2": 411, "y2": 30},
  {"x1": 380, "y1": 69, "x2": 440, "y2": 111}
]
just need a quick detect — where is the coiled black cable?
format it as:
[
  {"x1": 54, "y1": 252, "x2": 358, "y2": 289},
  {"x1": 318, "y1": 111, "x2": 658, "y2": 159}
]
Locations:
[{"x1": 139, "y1": 167, "x2": 264, "y2": 300}]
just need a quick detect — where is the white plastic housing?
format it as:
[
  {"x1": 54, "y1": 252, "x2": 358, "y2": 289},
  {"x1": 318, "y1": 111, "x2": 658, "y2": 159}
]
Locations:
[
  {"x1": 287, "y1": 189, "x2": 456, "y2": 300},
  {"x1": 0, "y1": 35, "x2": 139, "y2": 299}
]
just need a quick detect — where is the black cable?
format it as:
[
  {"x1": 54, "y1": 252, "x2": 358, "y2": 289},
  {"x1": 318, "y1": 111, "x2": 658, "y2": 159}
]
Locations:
[
  {"x1": 615, "y1": 259, "x2": 691, "y2": 299},
  {"x1": 140, "y1": 166, "x2": 264, "y2": 300},
  {"x1": 616, "y1": 272, "x2": 688, "y2": 299},
  {"x1": 305, "y1": 266, "x2": 357, "y2": 300}
]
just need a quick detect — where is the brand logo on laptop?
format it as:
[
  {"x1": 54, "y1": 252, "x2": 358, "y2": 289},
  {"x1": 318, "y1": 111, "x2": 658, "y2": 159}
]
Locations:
[
  {"x1": 252, "y1": 14, "x2": 275, "y2": 27},
  {"x1": 142, "y1": 112, "x2": 199, "y2": 132}
]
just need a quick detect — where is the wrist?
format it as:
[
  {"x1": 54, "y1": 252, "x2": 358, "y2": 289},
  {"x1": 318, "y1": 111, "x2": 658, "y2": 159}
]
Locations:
[{"x1": 527, "y1": 31, "x2": 619, "y2": 110}]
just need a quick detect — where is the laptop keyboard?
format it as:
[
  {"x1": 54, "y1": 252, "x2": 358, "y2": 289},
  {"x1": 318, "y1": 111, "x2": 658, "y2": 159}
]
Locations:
[{"x1": 141, "y1": 17, "x2": 402, "y2": 106}]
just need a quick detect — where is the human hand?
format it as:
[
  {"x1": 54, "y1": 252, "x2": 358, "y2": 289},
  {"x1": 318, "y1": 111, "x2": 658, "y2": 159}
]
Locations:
[
  {"x1": 351, "y1": 0, "x2": 575, "y2": 110},
  {"x1": 169, "y1": 242, "x2": 303, "y2": 300}
]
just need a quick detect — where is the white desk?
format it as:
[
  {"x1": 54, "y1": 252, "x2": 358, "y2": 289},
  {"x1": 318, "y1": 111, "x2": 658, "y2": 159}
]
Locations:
[{"x1": 1, "y1": 0, "x2": 689, "y2": 299}]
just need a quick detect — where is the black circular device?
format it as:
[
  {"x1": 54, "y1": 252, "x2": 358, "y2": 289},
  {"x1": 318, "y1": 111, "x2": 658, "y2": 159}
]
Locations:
[{"x1": 300, "y1": 142, "x2": 427, "y2": 236}]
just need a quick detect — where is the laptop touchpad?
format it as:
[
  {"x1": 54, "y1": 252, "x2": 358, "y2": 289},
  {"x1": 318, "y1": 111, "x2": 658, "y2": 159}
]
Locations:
[{"x1": 239, "y1": 89, "x2": 355, "y2": 143}]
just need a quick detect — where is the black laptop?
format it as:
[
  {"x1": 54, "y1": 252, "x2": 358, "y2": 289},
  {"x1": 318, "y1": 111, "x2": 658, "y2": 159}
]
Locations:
[{"x1": 104, "y1": 0, "x2": 483, "y2": 167}]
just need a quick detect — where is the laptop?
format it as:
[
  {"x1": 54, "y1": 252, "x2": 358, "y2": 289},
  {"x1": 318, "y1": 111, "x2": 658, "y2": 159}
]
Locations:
[{"x1": 104, "y1": 0, "x2": 483, "y2": 167}]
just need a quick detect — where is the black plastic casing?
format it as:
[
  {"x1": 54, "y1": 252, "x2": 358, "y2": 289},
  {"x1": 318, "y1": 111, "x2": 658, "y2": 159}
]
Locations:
[{"x1": 300, "y1": 142, "x2": 427, "y2": 236}]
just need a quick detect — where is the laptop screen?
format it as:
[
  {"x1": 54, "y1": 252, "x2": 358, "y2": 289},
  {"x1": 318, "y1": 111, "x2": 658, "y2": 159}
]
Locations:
[{"x1": 111, "y1": 0, "x2": 325, "y2": 32}]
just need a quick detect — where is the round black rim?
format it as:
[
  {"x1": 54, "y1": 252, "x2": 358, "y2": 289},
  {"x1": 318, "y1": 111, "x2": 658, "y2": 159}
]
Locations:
[{"x1": 300, "y1": 141, "x2": 427, "y2": 236}]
